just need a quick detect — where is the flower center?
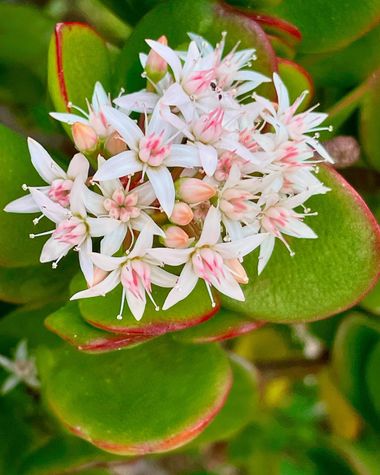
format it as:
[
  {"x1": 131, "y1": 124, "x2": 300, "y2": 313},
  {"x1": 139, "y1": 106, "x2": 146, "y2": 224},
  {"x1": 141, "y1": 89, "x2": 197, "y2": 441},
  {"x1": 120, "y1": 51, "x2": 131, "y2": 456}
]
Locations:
[
  {"x1": 103, "y1": 188, "x2": 140, "y2": 222},
  {"x1": 48, "y1": 179, "x2": 73, "y2": 207},
  {"x1": 120, "y1": 260, "x2": 151, "y2": 300},
  {"x1": 182, "y1": 68, "x2": 215, "y2": 96},
  {"x1": 193, "y1": 107, "x2": 224, "y2": 144},
  {"x1": 53, "y1": 216, "x2": 87, "y2": 245},
  {"x1": 261, "y1": 207, "x2": 291, "y2": 236},
  {"x1": 220, "y1": 189, "x2": 256, "y2": 221},
  {"x1": 192, "y1": 247, "x2": 225, "y2": 284},
  {"x1": 139, "y1": 132, "x2": 171, "y2": 166}
]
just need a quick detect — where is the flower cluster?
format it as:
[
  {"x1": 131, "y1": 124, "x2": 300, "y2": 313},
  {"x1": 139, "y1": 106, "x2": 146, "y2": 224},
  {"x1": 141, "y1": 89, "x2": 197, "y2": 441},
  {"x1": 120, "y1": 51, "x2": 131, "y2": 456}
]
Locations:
[{"x1": 5, "y1": 33, "x2": 331, "y2": 321}]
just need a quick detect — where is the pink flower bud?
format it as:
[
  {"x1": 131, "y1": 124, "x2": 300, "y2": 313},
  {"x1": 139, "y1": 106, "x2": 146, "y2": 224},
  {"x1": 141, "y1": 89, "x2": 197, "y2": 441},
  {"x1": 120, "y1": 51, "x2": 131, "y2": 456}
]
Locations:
[
  {"x1": 193, "y1": 107, "x2": 224, "y2": 144},
  {"x1": 72, "y1": 122, "x2": 98, "y2": 153},
  {"x1": 170, "y1": 202, "x2": 193, "y2": 226},
  {"x1": 104, "y1": 131, "x2": 128, "y2": 155},
  {"x1": 225, "y1": 258, "x2": 248, "y2": 284},
  {"x1": 146, "y1": 36, "x2": 168, "y2": 82},
  {"x1": 176, "y1": 178, "x2": 216, "y2": 204},
  {"x1": 162, "y1": 225, "x2": 192, "y2": 249},
  {"x1": 92, "y1": 266, "x2": 108, "y2": 287}
]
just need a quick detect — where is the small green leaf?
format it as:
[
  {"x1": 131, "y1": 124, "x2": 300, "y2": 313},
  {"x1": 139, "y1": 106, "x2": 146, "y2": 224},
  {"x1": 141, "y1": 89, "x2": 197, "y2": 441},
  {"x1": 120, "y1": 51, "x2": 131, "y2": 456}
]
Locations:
[
  {"x1": 174, "y1": 308, "x2": 264, "y2": 343},
  {"x1": 39, "y1": 337, "x2": 231, "y2": 454},
  {"x1": 48, "y1": 22, "x2": 112, "y2": 117},
  {"x1": 193, "y1": 356, "x2": 257, "y2": 444},
  {"x1": 0, "y1": 124, "x2": 48, "y2": 267},
  {"x1": 115, "y1": 0, "x2": 277, "y2": 97},
  {"x1": 222, "y1": 165, "x2": 380, "y2": 322},
  {"x1": 73, "y1": 274, "x2": 220, "y2": 335},
  {"x1": 45, "y1": 301, "x2": 154, "y2": 352}
]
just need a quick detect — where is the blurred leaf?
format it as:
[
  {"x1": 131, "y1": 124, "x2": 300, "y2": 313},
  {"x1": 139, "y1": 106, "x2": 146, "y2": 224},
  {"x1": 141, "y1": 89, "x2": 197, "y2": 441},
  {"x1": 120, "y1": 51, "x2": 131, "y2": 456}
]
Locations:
[
  {"x1": 45, "y1": 301, "x2": 154, "y2": 352},
  {"x1": 222, "y1": 165, "x2": 380, "y2": 322},
  {"x1": 361, "y1": 280, "x2": 380, "y2": 315},
  {"x1": 173, "y1": 308, "x2": 264, "y2": 344},
  {"x1": 262, "y1": 0, "x2": 380, "y2": 54},
  {"x1": 115, "y1": 0, "x2": 276, "y2": 97},
  {"x1": 39, "y1": 337, "x2": 231, "y2": 454},
  {"x1": 360, "y1": 70, "x2": 380, "y2": 171},
  {"x1": 97, "y1": 0, "x2": 165, "y2": 25},
  {"x1": 365, "y1": 341, "x2": 380, "y2": 426},
  {"x1": 48, "y1": 22, "x2": 112, "y2": 127},
  {"x1": 307, "y1": 313, "x2": 347, "y2": 349},
  {"x1": 74, "y1": 274, "x2": 220, "y2": 336},
  {"x1": 0, "y1": 124, "x2": 49, "y2": 267}
]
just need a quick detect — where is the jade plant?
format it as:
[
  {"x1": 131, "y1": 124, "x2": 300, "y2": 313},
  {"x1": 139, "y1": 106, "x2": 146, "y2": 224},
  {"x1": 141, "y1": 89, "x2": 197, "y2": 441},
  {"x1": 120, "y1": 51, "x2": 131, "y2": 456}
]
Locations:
[{"x1": 1, "y1": 0, "x2": 380, "y2": 474}]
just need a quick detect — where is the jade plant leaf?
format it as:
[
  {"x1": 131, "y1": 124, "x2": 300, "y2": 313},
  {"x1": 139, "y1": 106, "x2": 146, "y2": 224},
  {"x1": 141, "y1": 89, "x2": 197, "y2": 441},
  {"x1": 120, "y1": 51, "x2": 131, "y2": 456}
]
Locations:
[
  {"x1": 222, "y1": 165, "x2": 380, "y2": 322},
  {"x1": 45, "y1": 301, "x2": 154, "y2": 352},
  {"x1": 73, "y1": 274, "x2": 220, "y2": 335},
  {"x1": 97, "y1": 0, "x2": 166, "y2": 25},
  {"x1": 0, "y1": 256, "x2": 75, "y2": 305},
  {"x1": 262, "y1": 0, "x2": 380, "y2": 54},
  {"x1": 332, "y1": 312, "x2": 380, "y2": 426},
  {"x1": 115, "y1": 0, "x2": 277, "y2": 96},
  {"x1": 174, "y1": 308, "x2": 264, "y2": 343},
  {"x1": 365, "y1": 341, "x2": 380, "y2": 428},
  {"x1": 39, "y1": 337, "x2": 232, "y2": 454},
  {"x1": 192, "y1": 356, "x2": 257, "y2": 444},
  {"x1": 0, "y1": 124, "x2": 48, "y2": 267},
  {"x1": 48, "y1": 22, "x2": 112, "y2": 119},
  {"x1": 361, "y1": 281, "x2": 380, "y2": 316}
]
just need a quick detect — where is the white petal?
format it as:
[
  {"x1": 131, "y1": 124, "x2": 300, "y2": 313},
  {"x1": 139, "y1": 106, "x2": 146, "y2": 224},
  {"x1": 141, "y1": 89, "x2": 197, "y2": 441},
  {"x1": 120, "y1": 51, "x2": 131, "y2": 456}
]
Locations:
[
  {"x1": 28, "y1": 137, "x2": 66, "y2": 183},
  {"x1": 102, "y1": 107, "x2": 143, "y2": 150},
  {"x1": 92, "y1": 82, "x2": 109, "y2": 111},
  {"x1": 134, "y1": 181, "x2": 156, "y2": 206},
  {"x1": 15, "y1": 340, "x2": 28, "y2": 360},
  {"x1": 150, "y1": 266, "x2": 178, "y2": 288},
  {"x1": 146, "y1": 166, "x2": 175, "y2": 216},
  {"x1": 69, "y1": 177, "x2": 87, "y2": 218},
  {"x1": 281, "y1": 219, "x2": 317, "y2": 239},
  {"x1": 160, "y1": 84, "x2": 193, "y2": 123},
  {"x1": 132, "y1": 212, "x2": 165, "y2": 237},
  {"x1": 1, "y1": 375, "x2": 20, "y2": 394},
  {"x1": 211, "y1": 267, "x2": 245, "y2": 301},
  {"x1": 79, "y1": 237, "x2": 94, "y2": 285},
  {"x1": 147, "y1": 247, "x2": 192, "y2": 266},
  {"x1": 67, "y1": 153, "x2": 90, "y2": 181},
  {"x1": 146, "y1": 39, "x2": 182, "y2": 82},
  {"x1": 114, "y1": 91, "x2": 159, "y2": 113},
  {"x1": 91, "y1": 252, "x2": 126, "y2": 271},
  {"x1": 126, "y1": 289, "x2": 146, "y2": 321},
  {"x1": 93, "y1": 152, "x2": 142, "y2": 181},
  {"x1": 49, "y1": 112, "x2": 88, "y2": 125},
  {"x1": 84, "y1": 188, "x2": 105, "y2": 216},
  {"x1": 87, "y1": 217, "x2": 120, "y2": 237},
  {"x1": 40, "y1": 236, "x2": 72, "y2": 263},
  {"x1": 4, "y1": 193, "x2": 41, "y2": 213},
  {"x1": 100, "y1": 223, "x2": 127, "y2": 255},
  {"x1": 0, "y1": 356, "x2": 13, "y2": 372},
  {"x1": 128, "y1": 224, "x2": 154, "y2": 259},
  {"x1": 29, "y1": 188, "x2": 68, "y2": 223},
  {"x1": 71, "y1": 270, "x2": 120, "y2": 300},
  {"x1": 214, "y1": 233, "x2": 267, "y2": 259},
  {"x1": 162, "y1": 261, "x2": 198, "y2": 309},
  {"x1": 197, "y1": 142, "x2": 218, "y2": 176},
  {"x1": 258, "y1": 235, "x2": 275, "y2": 275},
  {"x1": 197, "y1": 206, "x2": 221, "y2": 247},
  {"x1": 165, "y1": 144, "x2": 200, "y2": 168},
  {"x1": 273, "y1": 72, "x2": 290, "y2": 113}
]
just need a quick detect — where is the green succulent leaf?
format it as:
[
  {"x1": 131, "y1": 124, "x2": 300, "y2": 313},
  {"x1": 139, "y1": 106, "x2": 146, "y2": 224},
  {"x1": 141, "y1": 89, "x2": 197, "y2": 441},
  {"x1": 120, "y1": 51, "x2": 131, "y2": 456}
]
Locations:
[
  {"x1": 0, "y1": 124, "x2": 48, "y2": 267},
  {"x1": 332, "y1": 312, "x2": 380, "y2": 427},
  {"x1": 115, "y1": 0, "x2": 277, "y2": 97},
  {"x1": 262, "y1": 0, "x2": 380, "y2": 54},
  {"x1": 73, "y1": 274, "x2": 220, "y2": 336},
  {"x1": 365, "y1": 341, "x2": 380, "y2": 428},
  {"x1": 39, "y1": 337, "x2": 232, "y2": 454},
  {"x1": 222, "y1": 165, "x2": 380, "y2": 322},
  {"x1": 48, "y1": 22, "x2": 112, "y2": 119},
  {"x1": 174, "y1": 308, "x2": 264, "y2": 343},
  {"x1": 45, "y1": 301, "x2": 154, "y2": 352},
  {"x1": 361, "y1": 280, "x2": 380, "y2": 316}
]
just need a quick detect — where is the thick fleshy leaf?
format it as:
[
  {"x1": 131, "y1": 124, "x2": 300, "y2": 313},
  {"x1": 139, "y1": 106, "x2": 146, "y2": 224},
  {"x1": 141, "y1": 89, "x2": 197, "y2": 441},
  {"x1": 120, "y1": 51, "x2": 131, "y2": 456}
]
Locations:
[
  {"x1": 48, "y1": 22, "x2": 111, "y2": 117},
  {"x1": 361, "y1": 280, "x2": 380, "y2": 315},
  {"x1": 72, "y1": 274, "x2": 220, "y2": 335},
  {"x1": 97, "y1": 0, "x2": 165, "y2": 25},
  {"x1": 0, "y1": 124, "x2": 49, "y2": 267},
  {"x1": 359, "y1": 70, "x2": 380, "y2": 171},
  {"x1": 45, "y1": 301, "x2": 154, "y2": 352},
  {"x1": 39, "y1": 337, "x2": 232, "y2": 454},
  {"x1": 277, "y1": 58, "x2": 313, "y2": 111},
  {"x1": 262, "y1": 0, "x2": 380, "y2": 54},
  {"x1": 365, "y1": 341, "x2": 380, "y2": 428},
  {"x1": 332, "y1": 312, "x2": 380, "y2": 426},
  {"x1": 192, "y1": 356, "x2": 257, "y2": 445},
  {"x1": 174, "y1": 308, "x2": 264, "y2": 343},
  {"x1": 0, "y1": 256, "x2": 75, "y2": 305},
  {"x1": 222, "y1": 165, "x2": 380, "y2": 322},
  {"x1": 115, "y1": 0, "x2": 277, "y2": 97},
  {"x1": 19, "y1": 436, "x2": 121, "y2": 475}
]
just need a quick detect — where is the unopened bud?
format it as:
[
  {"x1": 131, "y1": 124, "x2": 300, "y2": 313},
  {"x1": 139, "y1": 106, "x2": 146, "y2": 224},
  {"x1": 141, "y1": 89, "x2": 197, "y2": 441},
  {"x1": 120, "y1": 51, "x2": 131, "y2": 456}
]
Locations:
[
  {"x1": 146, "y1": 36, "x2": 168, "y2": 84},
  {"x1": 104, "y1": 131, "x2": 128, "y2": 156},
  {"x1": 176, "y1": 178, "x2": 216, "y2": 204},
  {"x1": 161, "y1": 225, "x2": 192, "y2": 249},
  {"x1": 72, "y1": 122, "x2": 98, "y2": 153},
  {"x1": 170, "y1": 202, "x2": 194, "y2": 226},
  {"x1": 225, "y1": 258, "x2": 249, "y2": 284}
]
